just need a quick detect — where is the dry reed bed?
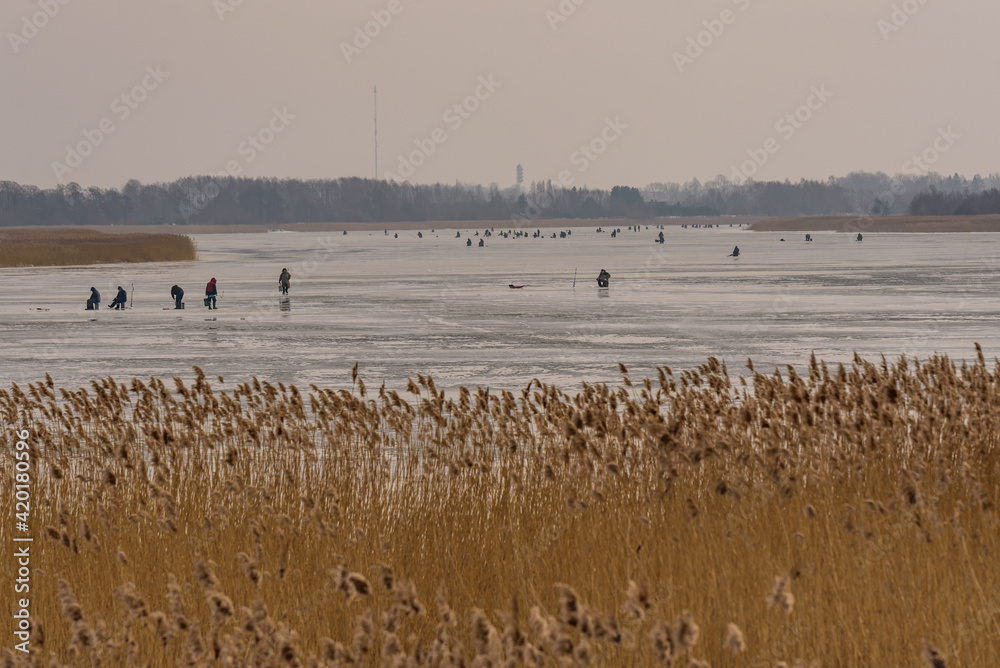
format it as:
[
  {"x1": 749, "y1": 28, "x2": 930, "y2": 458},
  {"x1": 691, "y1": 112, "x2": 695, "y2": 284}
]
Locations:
[
  {"x1": 0, "y1": 229, "x2": 195, "y2": 267},
  {"x1": 1, "y1": 350, "x2": 999, "y2": 667}
]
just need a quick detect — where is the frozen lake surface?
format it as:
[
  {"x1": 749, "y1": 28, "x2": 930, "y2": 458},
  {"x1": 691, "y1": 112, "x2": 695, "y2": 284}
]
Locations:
[{"x1": 3, "y1": 225, "x2": 1000, "y2": 393}]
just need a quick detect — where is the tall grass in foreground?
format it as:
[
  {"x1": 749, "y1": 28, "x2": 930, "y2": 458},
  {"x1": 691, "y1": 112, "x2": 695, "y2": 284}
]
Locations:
[
  {"x1": 0, "y1": 229, "x2": 195, "y2": 267},
  {"x1": 1, "y1": 349, "x2": 999, "y2": 666}
]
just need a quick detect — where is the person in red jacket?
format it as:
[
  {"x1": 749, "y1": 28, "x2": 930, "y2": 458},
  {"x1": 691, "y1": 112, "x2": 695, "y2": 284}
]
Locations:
[{"x1": 205, "y1": 277, "x2": 218, "y2": 309}]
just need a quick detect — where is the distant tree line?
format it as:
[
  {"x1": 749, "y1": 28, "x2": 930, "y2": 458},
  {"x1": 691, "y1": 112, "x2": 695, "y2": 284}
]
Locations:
[
  {"x1": 643, "y1": 171, "x2": 1000, "y2": 218},
  {"x1": 907, "y1": 188, "x2": 1000, "y2": 216},
  {"x1": 0, "y1": 171, "x2": 998, "y2": 226}
]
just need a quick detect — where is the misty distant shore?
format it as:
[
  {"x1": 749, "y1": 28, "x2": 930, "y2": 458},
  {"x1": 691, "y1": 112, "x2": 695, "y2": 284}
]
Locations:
[
  {"x1": 7, "y1": 214, "x2": 1000, "y2": 235},
  {"x1": 0, "y1": 217, "x2": 767, "y2": 235},
  {"x1": 751, "y1": 215, "x2": 1000, "y2": 233}
]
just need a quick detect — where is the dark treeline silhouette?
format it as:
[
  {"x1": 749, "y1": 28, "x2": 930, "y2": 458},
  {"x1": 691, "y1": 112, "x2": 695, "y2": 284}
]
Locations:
[
  {"x1": 0, "y1": 178, "x2": 718, "y2": 226},
  {"x1": 908, "y1": 188, "x2": 1000, "y2": 216},
  {"x1": 1, "y1": 170, "x2": 997, "y2": 226},
  {"x1": 644, "y1": 171, "x2": 1000, "y2": 218}
]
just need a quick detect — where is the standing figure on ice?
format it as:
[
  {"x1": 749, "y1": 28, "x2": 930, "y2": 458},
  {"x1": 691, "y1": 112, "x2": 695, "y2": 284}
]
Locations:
[{"x1": 205, "y1": 278, "x2": 218, "y2": 309}]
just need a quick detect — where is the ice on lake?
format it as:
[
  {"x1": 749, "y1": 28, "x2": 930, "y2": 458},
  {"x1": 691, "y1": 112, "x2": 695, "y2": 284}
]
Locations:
[{"x1": 3, "y1": 225, "x2": 1000, "y2": 393}]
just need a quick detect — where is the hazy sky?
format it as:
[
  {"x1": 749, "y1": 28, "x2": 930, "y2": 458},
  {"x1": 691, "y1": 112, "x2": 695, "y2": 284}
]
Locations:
[{"x1": 3, "y1": 0, "x2": 997, "y2": 190}]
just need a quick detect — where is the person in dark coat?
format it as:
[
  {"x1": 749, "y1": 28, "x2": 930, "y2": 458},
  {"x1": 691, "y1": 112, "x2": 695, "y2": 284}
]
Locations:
[
  {"x1": 730, "y1": 246, "x2": 740, "y2": 257},
  {"x1": 86, "y1": 287, "x2": 101, "y2": 310},
  {"x1": 205, "y1": 278, "x2": 218, "y2": 309},
  {"x1": 170, "y1": 285, "x2": 184, "y2": 309},
  {"x1": 109, "y1": 286, "x2": 128, "y2": 310},
  {"x1": 278, "y1": 268, "x2": 291, "y2": 295},
  {"x1": 597, "y1": 269, "x2": 611, "y2": 288}
]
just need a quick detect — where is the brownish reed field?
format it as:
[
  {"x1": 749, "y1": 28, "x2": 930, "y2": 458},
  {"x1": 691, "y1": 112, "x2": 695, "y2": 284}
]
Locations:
[
  {"x1": 1, "y1": 350, "x2": 998, "y2": 666},
  {"x1": 0, "y1": 229, "x2": 196, "y2": 267}
]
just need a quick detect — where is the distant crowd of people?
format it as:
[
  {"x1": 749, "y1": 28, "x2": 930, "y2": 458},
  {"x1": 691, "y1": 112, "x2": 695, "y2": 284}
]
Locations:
[{"x1": 79, "y1": 228, "x2": 866, "y2": 312}]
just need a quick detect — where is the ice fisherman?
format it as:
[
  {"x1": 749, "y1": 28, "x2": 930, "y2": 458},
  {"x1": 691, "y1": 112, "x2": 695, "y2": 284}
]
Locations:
[
  {"x1": 109, "y1": 286, "x2": 128, "y2": 310},
  {"x1": 205, "y1": 278, "x2": 218, "y2": 309},
  {"x1": 279, "y1": 268, "x2": 291, "y2": 295},
  {"x1": 597, "y1": 269, "x2": 611, "y2": 287},
  {"x1": 86, "y1": 287, "x2": 101, "y2": 310},
  {"x1": 170, "y1": 285, "x2": 184, "y2": 310},
  {"x1": 730, "y1": 246, "x2": 740, "y2": 257}
]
